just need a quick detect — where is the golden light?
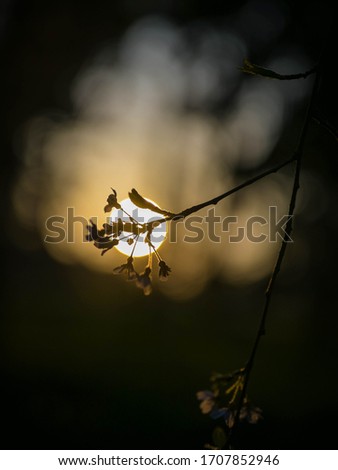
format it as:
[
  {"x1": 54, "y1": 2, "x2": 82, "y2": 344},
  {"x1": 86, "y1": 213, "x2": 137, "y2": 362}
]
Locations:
[
  {"x1": 13, "y1": 17, "x2": 301, "y2": 299},
  {"x1": 110, "y1": 198, "x2": 167, "y2": 258}
]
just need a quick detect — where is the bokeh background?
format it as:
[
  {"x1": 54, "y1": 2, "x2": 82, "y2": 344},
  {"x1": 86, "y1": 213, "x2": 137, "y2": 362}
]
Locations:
[{"x1": 2, "y1": 0, "x2": 338, "y2": 449}]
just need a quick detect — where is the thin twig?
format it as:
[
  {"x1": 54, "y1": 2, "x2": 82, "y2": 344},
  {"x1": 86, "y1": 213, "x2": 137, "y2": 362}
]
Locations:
[
  {"x1": 240, "y1": 59, "x2": 317, "y2": 81},
  {"x1": 145, "y1": 157, "x2": 296, "y2": 231},
  {"x1": 144, "y1": 63, "x2": 318, "y2": 231},
  {"x1": 313, "y1": 114, "x2": 338, "y2": 142},
  {"x1": 177, "y1": 157, "x2": 296, "y2": 218},
  {"x1": 228, "y1": 66, "x2": 321, "y2": 446}
]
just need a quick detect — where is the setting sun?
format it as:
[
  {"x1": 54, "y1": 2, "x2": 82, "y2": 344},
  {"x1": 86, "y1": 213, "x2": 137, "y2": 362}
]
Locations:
[{"x1": 110, "y1": 198, "x2": 167, "y2": 257}]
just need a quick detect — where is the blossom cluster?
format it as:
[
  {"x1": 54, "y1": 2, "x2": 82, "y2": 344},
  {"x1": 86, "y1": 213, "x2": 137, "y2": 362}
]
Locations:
[
  {"x1": 197, "y1": 370, "x2": 262, "y2": 431},
  {"x1": 86, "y1": 188, "x2": 172, "y2": 295}
]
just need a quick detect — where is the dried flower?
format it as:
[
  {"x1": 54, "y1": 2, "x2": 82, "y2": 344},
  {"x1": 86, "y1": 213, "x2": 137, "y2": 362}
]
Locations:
[
  {"x1": 86, "y1": 221, "x2": 119, "y2": 255},
  {"x1": 158, "y1": 260, "x2": 171, "y2": 281},
  {"x1": 197, "y1": 373, "x2": 262, "y2": 431},
  {"x1": 86, "y1": 220, "x2": 99, "y2": 242},
  {"x1": 86, "y1": 188, "x2": 174, "y2": 295},
  {"x1": 136, "y1": 267, "x2": 152, "y2": 295},
  {"x1": 113, "y1": 256, "x2": 137, "y2": 280},
  {"x1": 197, "y1": 390, "x2": 229, "y2": 420},
  {"x1": 99, "y1": 239, "x2": 119, "y2": 256},
  {"x1": 128, "y1": 188, "x2": 174, "y2": 217},
  {"x1": 196, "y1": 390, "x2": 216, "y2": 414},
  {"x1": 239, "y1": 403, "x2": 263, "y2": 424},
  {"x1": 104, "y1": 188, "x2": 121, "y2": 213}
]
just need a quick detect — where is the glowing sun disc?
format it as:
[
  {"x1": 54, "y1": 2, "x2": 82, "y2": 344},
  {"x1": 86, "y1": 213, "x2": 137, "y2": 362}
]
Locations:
[{"x1": 110, "y1": 198, "x2": 167, "y2": 257}]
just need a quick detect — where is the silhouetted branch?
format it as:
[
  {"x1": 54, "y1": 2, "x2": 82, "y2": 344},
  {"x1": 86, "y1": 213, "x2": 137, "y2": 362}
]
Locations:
[
  {"x1": 146, "y1": 156, "x2": 296, "y2": 231},
  {"x1": 176, "y1": 157, "x2": 296, "y2": 218},
  {"x1": 313, "y1": 114, "x2": 338, "y2": 142},
  {"x1": 229, "y1": 65, "x2": 322, "y2": 446},
  {"x1": 240, "y1": 59, "x2": 317, "y2": 80}
]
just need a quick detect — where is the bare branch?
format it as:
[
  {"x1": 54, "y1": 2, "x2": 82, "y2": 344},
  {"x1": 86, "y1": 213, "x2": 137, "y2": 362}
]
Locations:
[
  {"x1": 240, "y1": 58, "x2": 317, "y2": 80},
  {"x1": 177, "y1": 157, "x2": 296, "y2": 218},
  {"x1": 313, "y1": 114, "x2": 338, "y2": 142},
  {"x1": 145, "y1": 157, "x2": 296, "y2": 231},
  {"x1": 229, "y1": 66, "x2": 322, "y2": 445}
]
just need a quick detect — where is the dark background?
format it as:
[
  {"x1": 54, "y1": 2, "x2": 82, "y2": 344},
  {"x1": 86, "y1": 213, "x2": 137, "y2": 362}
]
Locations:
[{"x1": 1, "y1": 0, "x2": 338, "y2": 450}]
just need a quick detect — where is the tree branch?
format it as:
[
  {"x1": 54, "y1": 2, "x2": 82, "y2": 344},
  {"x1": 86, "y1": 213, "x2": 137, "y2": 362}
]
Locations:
[
  {"x1": 228, "y1": 65, "x2": 321, "y2": 446},
  {"x1": 145, "y1": 157, "x2": 296, "y2": 231},
  {"x1": 176, "y1": 157, "x2": 296, "y2": 219},
  {"x1": 313, "y1": 114, "x2": 338, "y2": 142},
  {"x1": 240, "y1": 59, "x2": 317, "y2": 80}
]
